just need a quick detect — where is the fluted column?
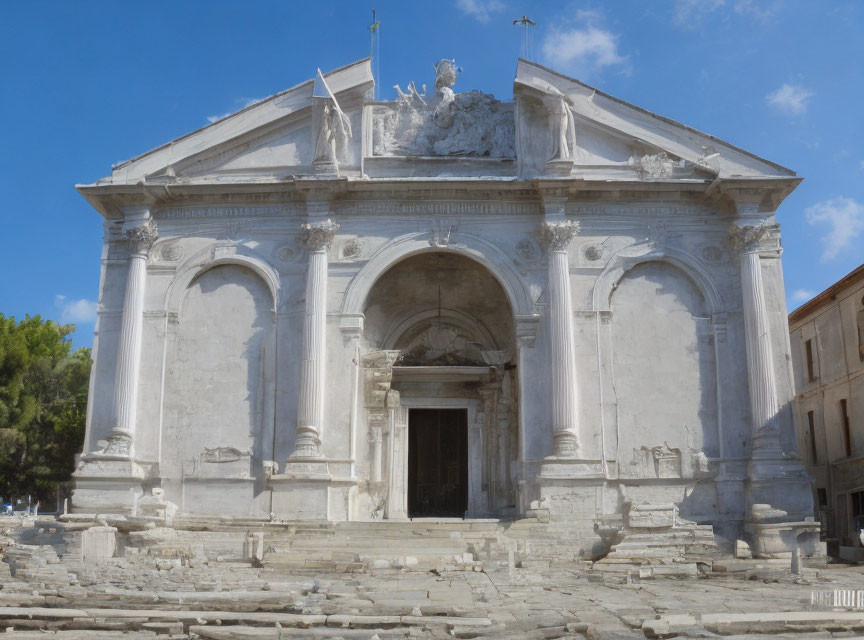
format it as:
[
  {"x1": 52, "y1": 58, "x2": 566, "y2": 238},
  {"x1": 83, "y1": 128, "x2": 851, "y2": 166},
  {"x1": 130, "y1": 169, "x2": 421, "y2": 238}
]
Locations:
[
  {"x1": 105, "y1": 212, "x2": 158, "y2": 457},
  {"x1": 291, "y1": 219, "x2": 338, "y2": 458},
  {"x1": 729, "y1": 223, "x2": 782, "y2": 456},
  {"x1": 541, "y1": 220, "x2": 581, "y2": 457}
]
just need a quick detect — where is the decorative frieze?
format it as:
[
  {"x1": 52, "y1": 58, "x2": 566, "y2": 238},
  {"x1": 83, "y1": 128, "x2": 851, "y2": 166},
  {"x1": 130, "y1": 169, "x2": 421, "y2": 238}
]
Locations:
[
  {"x1": 157, "y1": 205, "x2": 302, "y2": 220},
  {"x1": 568, "y1": 204, "x2": 712, "y2": 217},
  {"x1": 333, "y1": 201, "x2": 542, "y2": 217}
]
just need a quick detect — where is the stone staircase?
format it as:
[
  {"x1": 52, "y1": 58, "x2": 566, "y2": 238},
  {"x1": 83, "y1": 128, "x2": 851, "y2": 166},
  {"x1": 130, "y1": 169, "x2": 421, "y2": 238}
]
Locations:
[{"x1": 263, "y1": 520, "x2": 505, "y2": 571}]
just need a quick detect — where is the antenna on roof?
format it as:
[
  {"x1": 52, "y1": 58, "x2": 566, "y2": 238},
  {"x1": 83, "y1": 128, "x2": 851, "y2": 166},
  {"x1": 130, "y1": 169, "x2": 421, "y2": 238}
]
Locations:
[
  {"x1": 369, "y1": 9, "x2": 381, "y2": 100},
  {"x1": 513, "y1": 15, "x2": 536, "y2": 61}
]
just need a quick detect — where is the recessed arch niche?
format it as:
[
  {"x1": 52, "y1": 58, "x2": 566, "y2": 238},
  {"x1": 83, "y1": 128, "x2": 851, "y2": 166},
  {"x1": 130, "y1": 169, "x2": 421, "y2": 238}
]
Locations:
[
  {"x1": 610, "y1": 260, "x2": 719, "y2": 477},
  {"x1": 160, "y1": 263, "x2": 274, "y2": 515}
]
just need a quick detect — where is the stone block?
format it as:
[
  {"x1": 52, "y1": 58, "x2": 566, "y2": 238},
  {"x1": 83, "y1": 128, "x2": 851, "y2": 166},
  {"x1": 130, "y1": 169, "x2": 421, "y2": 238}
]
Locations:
[{"x1": 80, "y1": 526, "x2": 117, "y2": 562}]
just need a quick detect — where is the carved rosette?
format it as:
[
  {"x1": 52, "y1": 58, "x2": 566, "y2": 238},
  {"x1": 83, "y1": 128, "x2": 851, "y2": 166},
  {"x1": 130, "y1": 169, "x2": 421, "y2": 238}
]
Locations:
[
  {"x1": 300, "y1": 219, "x2": 339, "y2": 252},
  {"x1": 728, "y1": 223, "x2": 777, "y2": 254},
  {"x1": 540, "y1": 220, "x2": 580, "y2": 253},
  {"x1": 124, "y1": 220, "x2": 159, "y2": 255}
]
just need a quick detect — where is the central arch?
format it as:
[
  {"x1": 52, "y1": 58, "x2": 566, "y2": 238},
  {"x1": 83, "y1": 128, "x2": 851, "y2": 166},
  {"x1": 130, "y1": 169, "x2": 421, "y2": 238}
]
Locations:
[
  {"x1": 342, "y1": 232, "x2": 535, "y2": 318},
  {"x1": 354, "y1": 247, "x2": 521, "y2": 520}
]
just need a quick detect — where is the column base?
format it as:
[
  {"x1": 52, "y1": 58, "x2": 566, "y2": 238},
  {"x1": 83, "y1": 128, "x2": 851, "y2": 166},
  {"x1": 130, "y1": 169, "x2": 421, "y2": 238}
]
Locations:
[
  {"x1": 269, "y1": 458, "x2": 355, "y2": 521},
  {"x1": 744, "y1": 517, "x2": 824, "y2": 559},
  {"x1": 71, "y1": 456, "x2": 151, "y2": 515},
  {"x1": 552, "y1": 431, "x2": 579, "y2": 458}
]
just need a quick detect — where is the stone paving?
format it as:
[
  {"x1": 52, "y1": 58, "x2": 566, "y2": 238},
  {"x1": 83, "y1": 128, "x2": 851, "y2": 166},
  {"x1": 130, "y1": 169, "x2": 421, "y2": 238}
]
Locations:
[{"x1": 4, "y1": 518, "x2": 864, "y2": 639}]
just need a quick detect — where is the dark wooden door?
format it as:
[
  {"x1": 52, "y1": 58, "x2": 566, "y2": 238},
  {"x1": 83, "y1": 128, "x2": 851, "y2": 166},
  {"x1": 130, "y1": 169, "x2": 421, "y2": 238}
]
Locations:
[{"x1": 408, "y1": 408, "x2": 468, "y2": 518}]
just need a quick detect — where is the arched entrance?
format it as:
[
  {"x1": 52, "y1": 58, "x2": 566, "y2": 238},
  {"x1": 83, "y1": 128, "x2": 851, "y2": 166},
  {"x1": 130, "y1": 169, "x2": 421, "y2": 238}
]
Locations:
[{"x1": 360, "y1": 251, "x2": 518, "y2": 519}]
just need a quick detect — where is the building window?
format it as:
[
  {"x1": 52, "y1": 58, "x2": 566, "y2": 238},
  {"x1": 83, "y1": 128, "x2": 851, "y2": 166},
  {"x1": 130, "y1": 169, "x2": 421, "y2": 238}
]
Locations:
[
  {"x1": 842, "y1": 398, "x2": 853, "y2": 458},
  {"x1": 852, "y1": 491, "x2": 864, "y2": 537},
  {"x1": 807, "y1": 410, "x2": 818, "y2": 464},
  {"x1": 805, "y1": 339, "x2": 816, "y2": 382},
  {"x1": 817, "y1": 488, "x2": 828, "y2": 507}
]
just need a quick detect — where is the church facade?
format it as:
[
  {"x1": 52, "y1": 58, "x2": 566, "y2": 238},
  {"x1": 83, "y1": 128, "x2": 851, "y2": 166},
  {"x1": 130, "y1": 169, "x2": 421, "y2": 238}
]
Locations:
[{"x1": 73, "y1": 58, "x2": 815, "y2": 556}]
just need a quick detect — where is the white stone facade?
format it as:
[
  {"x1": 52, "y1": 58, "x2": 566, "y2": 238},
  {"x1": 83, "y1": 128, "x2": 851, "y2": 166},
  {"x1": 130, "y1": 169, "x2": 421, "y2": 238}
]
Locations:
[{"x1": 72, "y1": 58, "x2": 814, "y2": 555}]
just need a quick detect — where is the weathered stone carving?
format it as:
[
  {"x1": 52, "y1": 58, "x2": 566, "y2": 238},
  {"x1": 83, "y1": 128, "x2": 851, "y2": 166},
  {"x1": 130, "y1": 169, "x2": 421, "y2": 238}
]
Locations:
[
  {"x1": 372, "y1": 60, "x2": 515, "y2": 158},
  {"x1": 300, "y1": 219, "x2": 339, "y2": 251},
  {"x1": 542, "y1": 88, "x2": 576, "y2": 162},
  {"x1": 630, "y1": 152, "x2": 680, "y2": 179},
  {"x1": 728, "y1": 223, "x2": 778, "y2": 253},
  {"x1": 539, "y1": 220, "x2": 580, "y2": 252},
  {"x1": 124, "y1": 220, "x2": 158, "y2": 254},
  {"x1": 583, "y1": 244, "x2": 603, "y2": 261},
  {"x1": 312, "y1": 70, "x2": 352, "y2": 171},
  {"x1": 516, "y1": 238, "x2": 539, "y2": 261},
  {"x1": 159, "y1": 243, "x2": 183, "y2": 261},
  {"x1": 201, "y1": 447, "x2": 247, "y2": 463},
  {"x1": 341, "y1": 238, "x2": 363, "y2": 259},
  {"x1": 395, "y1": 322, "x2": 487, "y2": 366}
]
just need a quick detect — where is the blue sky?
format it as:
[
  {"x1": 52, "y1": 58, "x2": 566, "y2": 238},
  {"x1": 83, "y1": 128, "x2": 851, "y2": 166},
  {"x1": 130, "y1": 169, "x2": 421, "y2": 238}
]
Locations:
[{"x1": 1, "y1": 1, "x2": 862, "y2": 347}]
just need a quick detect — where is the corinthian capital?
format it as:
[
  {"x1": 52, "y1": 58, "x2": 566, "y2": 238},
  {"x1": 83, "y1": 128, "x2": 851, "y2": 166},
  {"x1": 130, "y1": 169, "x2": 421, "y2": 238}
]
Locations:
[
  {"x1": 540, "y1": 220, "x2": 580, "y2": 252},
  {"x1": 124, "y1": 220, "x2": 158, "y2": 255},
  {"x1": 300, "y1": 219, "x2": 339, "y2": 251},
  {"x1": 728, "y1": 223, "x2": 778, "y2": 253}
]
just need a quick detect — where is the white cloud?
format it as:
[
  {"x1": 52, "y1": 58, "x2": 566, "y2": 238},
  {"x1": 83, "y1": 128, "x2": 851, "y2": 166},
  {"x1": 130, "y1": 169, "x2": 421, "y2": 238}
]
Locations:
[
  {"x1": 765, "y1": 83, "x2": 813, "y2": 115},
  {"x1": 54, "y1": 295, "x2": 98, "y2": 324},
  {"x1": 206, "y1": 97, "x2": 263, "y2": 124},
  {"x1": 859, "y1": 160, "x2": 864, "y2": 171},
  {"x1": 542, "y1": 23, "x2": 627, "y2": 76},
  {"x1": 673, "y1": 0, "x2": 725, "y2": 27},
  {"x1": 673, "y1": 0, "x2": 780, "y2": 27},
  {"x1": 455, "y1": 0, "x2": 505, "y2": 23},
  {"x1": 804, "y1": 197, "x2": 864, "y2": 262},
  {"x1": 790, "y1": 289, "x2": 816, "y2": 303}
]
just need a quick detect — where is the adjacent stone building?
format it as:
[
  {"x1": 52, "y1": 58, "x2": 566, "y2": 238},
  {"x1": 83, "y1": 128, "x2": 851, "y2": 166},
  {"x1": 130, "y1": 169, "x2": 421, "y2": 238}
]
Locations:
[
  {"x1": 72, "y1": 57, "x2": 817, "y2": 558},
  {"x1": 790, "y1": 264, "x2": 864, "y2": 555}
]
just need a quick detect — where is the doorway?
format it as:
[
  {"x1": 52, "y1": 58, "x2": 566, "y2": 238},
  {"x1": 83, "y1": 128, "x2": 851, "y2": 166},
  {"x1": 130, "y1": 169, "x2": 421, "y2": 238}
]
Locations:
[{"x1": 408, "y1": 408, "x2": 468, "y2": 518}]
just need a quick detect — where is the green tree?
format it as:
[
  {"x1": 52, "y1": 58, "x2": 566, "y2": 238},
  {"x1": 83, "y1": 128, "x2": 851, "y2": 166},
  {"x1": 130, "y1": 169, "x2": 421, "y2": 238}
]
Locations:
[{"x1": 0, "y1": 315, "x2": 91, "y2": 505}]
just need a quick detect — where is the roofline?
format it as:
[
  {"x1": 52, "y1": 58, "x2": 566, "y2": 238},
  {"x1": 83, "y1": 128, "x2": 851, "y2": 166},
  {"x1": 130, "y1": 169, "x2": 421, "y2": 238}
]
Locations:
[
  {"x1": 112, "y1": 58, "x2": 372, "y2": 171},
  {"x1": 788, "y1": 263, "x2": 864, "y2": 324},
  {"x1": 516, "y1": 59, "x2": 796, "y2": 177}
]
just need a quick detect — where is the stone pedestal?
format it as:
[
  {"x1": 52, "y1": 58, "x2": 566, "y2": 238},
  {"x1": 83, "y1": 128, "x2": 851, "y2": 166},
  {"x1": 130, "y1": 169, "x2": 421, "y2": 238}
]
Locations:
[
  {"x1": 72, "y1": 459, "x2": 149, "y2": 514},
  {"x1": 269, "y1": 459, "x2": 354, "y2": 521}
]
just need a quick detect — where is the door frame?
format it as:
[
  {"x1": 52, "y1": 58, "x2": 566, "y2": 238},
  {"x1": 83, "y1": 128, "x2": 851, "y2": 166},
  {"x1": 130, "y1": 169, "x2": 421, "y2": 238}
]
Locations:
[{"x1": 392, "y1": 398, "x2": 484, "y2": 519}]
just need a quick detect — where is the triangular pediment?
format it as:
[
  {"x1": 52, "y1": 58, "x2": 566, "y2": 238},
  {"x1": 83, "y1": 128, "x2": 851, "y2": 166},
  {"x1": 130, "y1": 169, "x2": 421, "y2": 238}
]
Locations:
[
  {"x1": 514, "y1": 59, "x2": 794, "y2": 179},
  {"x1": 105, "y1": 59, "x2": 373, "y2": 184},
  {"x1": 87, "y1": 56, "x2": 794, "y2": 190}
]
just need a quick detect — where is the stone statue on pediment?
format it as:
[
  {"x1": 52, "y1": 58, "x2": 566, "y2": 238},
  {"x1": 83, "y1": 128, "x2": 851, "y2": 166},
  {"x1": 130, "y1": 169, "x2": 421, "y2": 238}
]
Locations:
[{"x1": 541, "y1": 86, "x2": 576, "y2": 162}]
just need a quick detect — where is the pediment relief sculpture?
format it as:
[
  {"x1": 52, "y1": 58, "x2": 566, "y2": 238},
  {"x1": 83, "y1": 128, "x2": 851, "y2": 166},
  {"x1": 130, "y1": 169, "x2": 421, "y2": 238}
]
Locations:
[{"x1": 372, "y1": 59, "x2": 515, "y2": 159}]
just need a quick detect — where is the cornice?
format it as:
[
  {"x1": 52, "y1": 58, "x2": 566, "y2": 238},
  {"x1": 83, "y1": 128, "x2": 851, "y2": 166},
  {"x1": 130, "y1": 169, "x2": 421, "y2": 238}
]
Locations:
[{"x1": 76, "y1": 175, "x2": 802, "y2": 221}]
